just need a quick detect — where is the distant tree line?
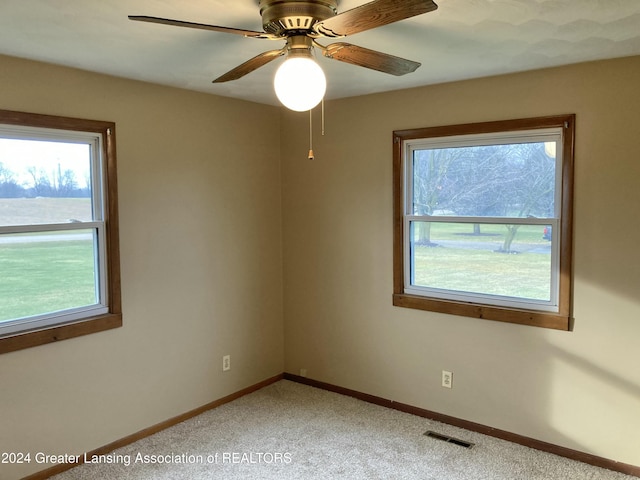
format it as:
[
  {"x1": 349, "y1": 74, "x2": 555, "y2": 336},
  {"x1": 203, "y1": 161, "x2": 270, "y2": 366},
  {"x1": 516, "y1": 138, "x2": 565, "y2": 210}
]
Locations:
[{"x1": 0, "y1": 162, "x2": 90, "y2": 198}]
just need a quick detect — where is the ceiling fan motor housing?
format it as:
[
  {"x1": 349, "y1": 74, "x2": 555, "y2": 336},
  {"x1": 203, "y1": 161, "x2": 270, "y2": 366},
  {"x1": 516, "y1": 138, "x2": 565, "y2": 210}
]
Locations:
[{"x1": 259, "y1": 0, "x2": 338, "y2": 35}]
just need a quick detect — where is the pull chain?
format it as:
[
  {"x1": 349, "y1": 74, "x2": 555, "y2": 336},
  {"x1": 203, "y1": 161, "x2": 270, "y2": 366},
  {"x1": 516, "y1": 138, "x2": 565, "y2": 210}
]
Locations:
[
  {"x1": 308, "y1": 108, "x2": 314, "y2": 160},
  {"x1": 321, "y1": 97, "x2": 325, "y2": 137},
  {"x1": 308, "y1": 99, "x2": 326, "y2": 160}
]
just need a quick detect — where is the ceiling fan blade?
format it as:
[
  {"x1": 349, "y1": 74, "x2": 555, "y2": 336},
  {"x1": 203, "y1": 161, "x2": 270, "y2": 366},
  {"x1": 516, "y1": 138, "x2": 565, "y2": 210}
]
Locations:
[
  {"x1": 313, "y1": 0, "x2": 437, "y2": 38},
  {"x1": 213, "y1": 49, "x2": 286, "y2": 83},
  {"x1": 128, "y1": 16, "x2": 276, "y2": 39},
  {"x1": 322, "y1": 42, "x2": 420, "y2": 76}
]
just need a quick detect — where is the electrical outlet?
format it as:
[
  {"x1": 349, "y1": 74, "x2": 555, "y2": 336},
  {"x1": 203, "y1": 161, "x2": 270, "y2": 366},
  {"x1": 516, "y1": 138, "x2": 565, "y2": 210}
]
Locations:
[
  {"x1": 442, "y1": 370, "x2": 453, "y2": 389},
  {"x1": 222, "y1": 355, "x2": 231, "y2": 372},
  {"x1": 300, "y1": 369, "x2": 307, "y2": 377}
]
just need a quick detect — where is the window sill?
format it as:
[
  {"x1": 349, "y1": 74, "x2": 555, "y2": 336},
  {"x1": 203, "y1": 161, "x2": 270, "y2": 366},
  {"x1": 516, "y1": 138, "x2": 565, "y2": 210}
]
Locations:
[
  {"x1": 393, "y1": 293, "x2": 571, "y2": 331},
  {"x1": 0, "y1": 313, "x2": 122, "y2": 354}
]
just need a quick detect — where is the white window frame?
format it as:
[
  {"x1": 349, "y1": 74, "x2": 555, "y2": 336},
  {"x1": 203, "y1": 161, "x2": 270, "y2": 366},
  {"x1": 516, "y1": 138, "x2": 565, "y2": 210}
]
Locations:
[
  {"x1": 392, "y1": 115, "x2": 575, "y2": 330},
  {"x1": 403, "y1": 128, "x2": 563, "y2": 312},
  {"x1": 0, "y1": 127, "x2": 109, "y2": 336}
]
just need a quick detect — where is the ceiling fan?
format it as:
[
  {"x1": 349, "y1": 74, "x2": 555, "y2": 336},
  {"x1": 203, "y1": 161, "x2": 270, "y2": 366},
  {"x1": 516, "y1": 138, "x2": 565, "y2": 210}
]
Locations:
[{"x1": 129, "y1": 0, "x2": 439, "y2": 110}]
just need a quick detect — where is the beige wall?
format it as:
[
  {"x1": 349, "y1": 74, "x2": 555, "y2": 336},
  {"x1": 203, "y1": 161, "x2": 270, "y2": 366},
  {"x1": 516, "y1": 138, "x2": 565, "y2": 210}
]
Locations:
[
  {"x1": 0, "y1": 55, "x2": 284, "y2": 479},
  {"x1": 282, "y1": 56, "x2": 640, "y2": 466}
]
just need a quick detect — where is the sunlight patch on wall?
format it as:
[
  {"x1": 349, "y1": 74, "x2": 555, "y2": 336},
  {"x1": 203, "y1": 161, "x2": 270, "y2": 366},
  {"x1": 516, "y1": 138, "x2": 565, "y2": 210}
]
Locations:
[{"x1": 548, "y1": 355, "x2": 640, "y2": 463}]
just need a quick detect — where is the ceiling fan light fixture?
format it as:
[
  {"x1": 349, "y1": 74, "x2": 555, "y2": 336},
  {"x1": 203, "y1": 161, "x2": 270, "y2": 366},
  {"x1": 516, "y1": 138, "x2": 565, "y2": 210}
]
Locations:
[
  {"x1": 130, "y1": 0, "x2": 439, "y2": 109},
  {"x1": 274, "y1": 50, "x2": 326, "y2": 112}
]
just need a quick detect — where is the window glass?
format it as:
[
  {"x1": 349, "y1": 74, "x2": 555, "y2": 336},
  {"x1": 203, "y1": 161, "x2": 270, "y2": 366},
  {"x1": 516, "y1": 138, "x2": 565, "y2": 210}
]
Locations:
[
  {"x1": 0, "y1": 229, "x2": 98, "y2": 322},
  {"x1": 0, "y1": 138, "x2": 94, "y2": 225},
  {"x1": 411, "y1": 141, "x2": 556, "y2": 218},
  {"x1": 409, "y1": 221, "x2": 554, "y2": 305}
]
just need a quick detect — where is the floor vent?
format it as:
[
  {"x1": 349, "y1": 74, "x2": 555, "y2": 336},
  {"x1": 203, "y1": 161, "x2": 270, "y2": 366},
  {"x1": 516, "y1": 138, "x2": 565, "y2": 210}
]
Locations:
[{"x1": 424, "y1": 430, "x2": 475, "y2": 448}]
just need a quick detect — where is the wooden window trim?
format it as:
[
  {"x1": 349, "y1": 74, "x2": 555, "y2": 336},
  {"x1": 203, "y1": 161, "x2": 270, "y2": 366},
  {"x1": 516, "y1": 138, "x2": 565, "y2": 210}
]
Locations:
[
  {"x1": 392, "y1": 115, "x2": 575, "y2": 330},
  {"x1": 0, "y1": 110, "x2": 122, "y2": 354}
]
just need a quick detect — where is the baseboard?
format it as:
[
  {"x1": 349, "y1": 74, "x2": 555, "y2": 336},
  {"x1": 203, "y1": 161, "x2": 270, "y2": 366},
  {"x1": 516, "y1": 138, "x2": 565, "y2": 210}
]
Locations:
[
  {"x1": 21, "y1": 373, "x2": 283, "y2": 480},
  {"x1": 283, "y1": 373, "x2": 640, "y2": 478}
]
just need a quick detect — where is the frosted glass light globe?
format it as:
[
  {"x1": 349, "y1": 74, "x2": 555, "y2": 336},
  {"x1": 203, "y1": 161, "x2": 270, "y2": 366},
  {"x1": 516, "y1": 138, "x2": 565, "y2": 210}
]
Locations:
[{"x1": 274, "y1": 56, "x2": 326, "y2": 112}]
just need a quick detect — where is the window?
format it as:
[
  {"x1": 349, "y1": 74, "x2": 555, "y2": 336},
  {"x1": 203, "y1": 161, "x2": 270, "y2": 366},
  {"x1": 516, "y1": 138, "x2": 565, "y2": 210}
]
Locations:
[
  {"x1": 0, "y1": 110, "x2": 121, "y2": 353},
  {"x1": 393, "y1": 115, "x2": 574, "y2": 330}
]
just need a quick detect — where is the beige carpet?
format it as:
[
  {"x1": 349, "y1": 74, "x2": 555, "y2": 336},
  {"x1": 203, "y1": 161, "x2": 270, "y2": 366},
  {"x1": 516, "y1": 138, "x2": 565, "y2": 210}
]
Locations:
[{"x1": 50, "y1": 380, "x2": 634, "y2": 479}]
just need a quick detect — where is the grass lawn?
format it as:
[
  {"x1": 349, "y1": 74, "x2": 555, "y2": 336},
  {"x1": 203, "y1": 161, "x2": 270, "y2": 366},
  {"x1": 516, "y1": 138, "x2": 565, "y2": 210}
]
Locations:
[
  {"x1": 0, "y1": 236, "x2": 97, "y2": 322},
  {"x1": 412, "y1": 222, "x2": 552, "y2": 300}
]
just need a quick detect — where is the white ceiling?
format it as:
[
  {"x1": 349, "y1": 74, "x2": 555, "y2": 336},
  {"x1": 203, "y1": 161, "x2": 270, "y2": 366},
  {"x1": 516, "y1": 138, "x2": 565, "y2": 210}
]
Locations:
[{"x1": 2, "y1": 0, "x2": 640, "y2": 107}]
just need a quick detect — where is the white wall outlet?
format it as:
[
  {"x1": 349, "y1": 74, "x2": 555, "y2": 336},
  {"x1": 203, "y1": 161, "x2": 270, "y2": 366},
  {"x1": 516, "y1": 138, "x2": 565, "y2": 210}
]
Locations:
[
  {"x1": 442, "y1": 370, "x2": 453, "y2": 388},
  {"x1": 222, "y1": 355, "x2": 231, "y2": 372},
  {"x1": 300, "y1": 368, "x2": 307, "y2": 377}
]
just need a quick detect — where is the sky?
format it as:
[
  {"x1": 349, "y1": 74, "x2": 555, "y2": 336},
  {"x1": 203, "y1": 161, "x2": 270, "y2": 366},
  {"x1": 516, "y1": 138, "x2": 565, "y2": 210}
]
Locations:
[{"x1": 0, "y1": 137, "x2": 91, "y2": 189}]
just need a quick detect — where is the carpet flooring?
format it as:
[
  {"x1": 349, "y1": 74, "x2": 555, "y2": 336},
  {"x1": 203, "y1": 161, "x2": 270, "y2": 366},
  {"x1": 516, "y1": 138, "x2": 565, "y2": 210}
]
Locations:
[{"x1": 50, "y1": 380, "x2": 635, "y2": 479}]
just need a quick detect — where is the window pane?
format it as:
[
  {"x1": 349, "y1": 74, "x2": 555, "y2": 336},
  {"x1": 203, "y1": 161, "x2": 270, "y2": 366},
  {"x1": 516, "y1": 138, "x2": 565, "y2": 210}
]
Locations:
[
  {"x1": 412, "y1": 141, "x2": 556, "y2": 218},
  {"x1": 0, "y1": 138, "x2": 93, "y2": 226},
  {"x1": 410, "y1": 222, "x2": 552, "y2": 302},
  {"x1": 0, "y1": 229, "x2": 98, "y2": 322}
]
